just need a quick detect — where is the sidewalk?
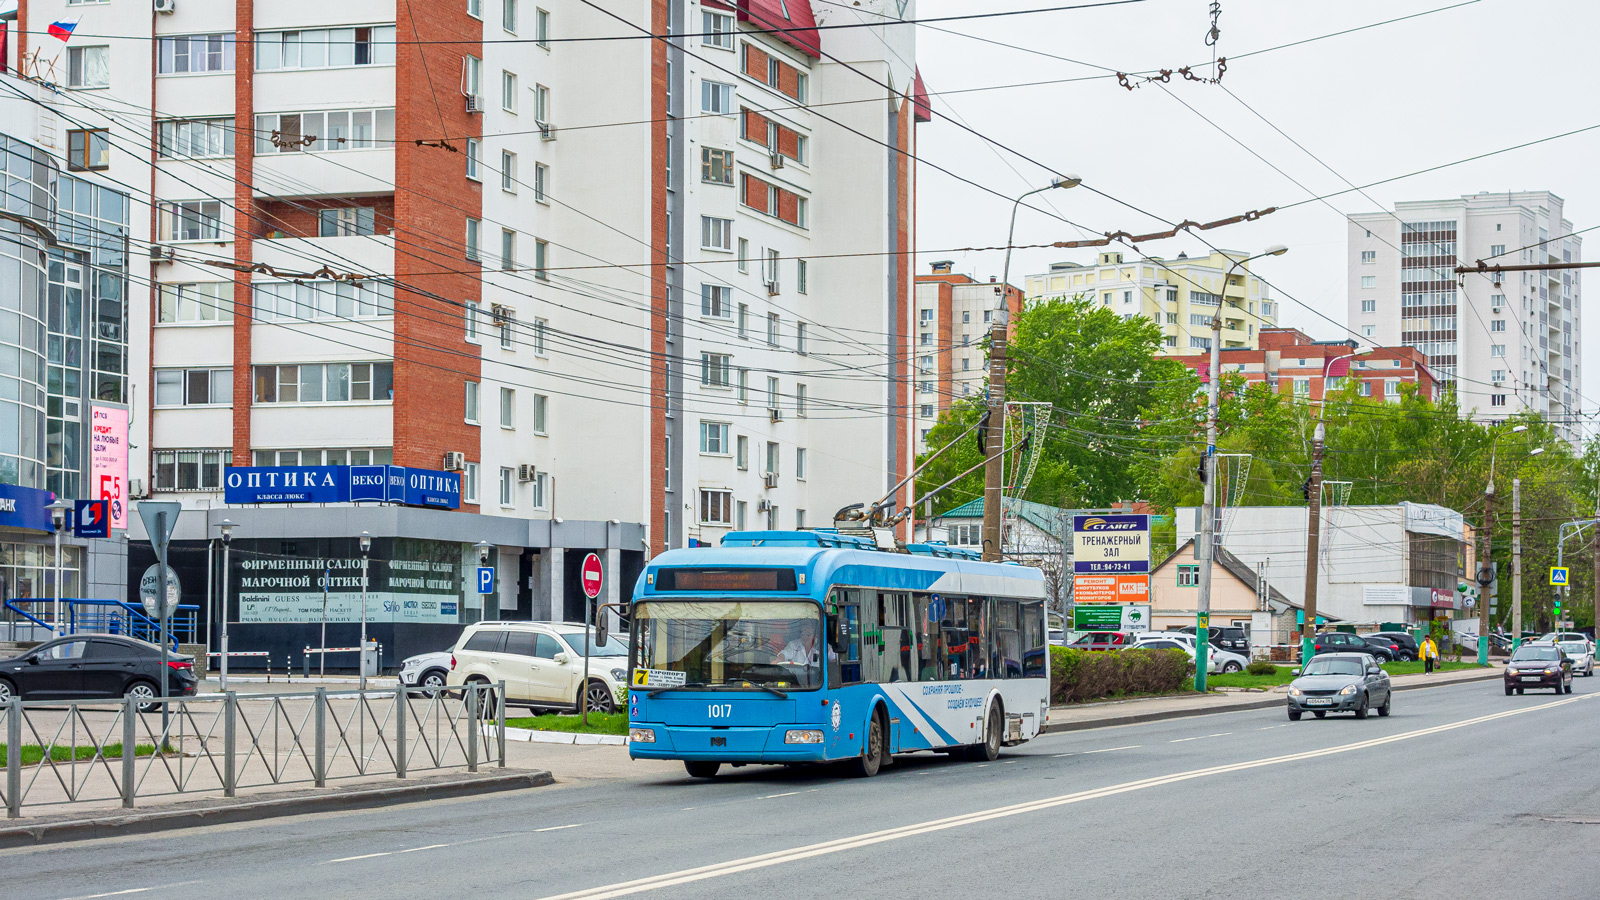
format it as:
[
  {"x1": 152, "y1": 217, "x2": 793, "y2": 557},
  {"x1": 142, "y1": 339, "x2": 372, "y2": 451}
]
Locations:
[{"x1": 1043, "y1": 665, "x2": 1500, "y2": 732}]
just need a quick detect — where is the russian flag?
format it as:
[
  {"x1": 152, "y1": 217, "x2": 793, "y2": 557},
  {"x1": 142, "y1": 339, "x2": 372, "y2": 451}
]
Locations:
[{"x1": 48, "y1": 20, "x2": 79, "y2": 42}]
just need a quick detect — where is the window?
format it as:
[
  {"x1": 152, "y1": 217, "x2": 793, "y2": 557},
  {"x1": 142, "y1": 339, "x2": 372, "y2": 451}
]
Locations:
[
  {"x1": 158, "y1": 118, "x2": 235, "y2": 158},
  {"x1": 463, "y1": 463, "x2": 479, "y2": 504},
  {"x1": 736, "y1": 368, "x2": 749, "y2": 403},
  {"x1": 1190, "y1": 314, "x2": 1211, "y2": 326},
  {"x1": 255, "y1": 27, "x2": 396, "y2": 70},
  {"x1": 1491, "y1": 369, "x2": 1506, "y2": 383},
  {"x1": 701, "y1": 284, "x2": 732, "y2": 318},
  {"x1": 699, "y1": 421, "x2": 730, "y2": 454},
  {"x1": 536, "y1": 8, "x2": 551, "y2": 47},
  {"x1": 534, "y1": 240, "x2": 549, "y2": 280},
  {"x1": 766, "y1": 505, "x2": 779, "y2": 530},
  {"x1": 920, "y1": 404, "x2": 934, "y2": 418},
  {"x1": 1491, "y1": 244, "x2": 1505, "y2": 257},
  {"x1": 1361, "y1": 276, "x2": 1376, "y2": 289},
  {"x1": 251, "y1": 363, "x2": 393, "y2": 404},
  {"x1": 796, "y1": 322, "x2": 808, "y2": 354},
  {"x1": 533, "y1": 163, "x2": 547, "y2": 201},
  {"x1": 465, "y1": 138, "x2": 481, "y2": 180},
  {"x1": 1361, "y1": 250, "x2": 1376, "y2": 264},
  {"x1": 741, "y1": 174, "x2": 808, "y2": 228},
  {"x1": 796, "y1": 447, "x2": 807, "y2": 480},
  {"x1": 1190, "y1": 336, "x2": 1211, "y2": 350},
  {"x1": 254, "y1": 109, "x2": 396, "y2": 153},
  {"x1": 463, "y1": 55, "x2": 482, "y2": 104},
  {"x1": 1361, "y1": 325, "x2": 1376, "y2": 337},
  {"x1": 533, "y1": 318, "x2": 548, "y2": 355},
  {"x1": 736, "y1": 435, "x2": 749, "y2": 469},
  {"x1": 469, "y1": 0, "x2": 482, "y2": 16},
  {"x1": 1491, "y1": 293, "x2": 1505, "y2": 311},
  {"x1": 765, "y1": 248, "x2": 780, "y2": 285},
  {"x1": 735, "y1": 501, "x2": 748, "y2": 529},
  {"x1": 66, "y1": 129, "x2": 111, "y2": 171},
  {"x1": 701, "y1": 216, "x2": 732, "y2": 251},
  {"x1": 501, "y1": 229, "x2": 516, "y2": 270},
  {"x1": 152, "y1": 449, "x2": 233, "y2": 492},
  {"x1": 68, "y1": 46, "x2": 110, "y2": 87},
  {"x1": 1293, "y1": 378, "x2": 1310, "y2": 395},
  {"x1": 767, "y1": 313, "x2": 779, "y2": 346},
  {"x1": 502, "y1": 70, "x2": 518, "y2": 112},
  {"x1": 503, "y1": 0, "x2": 518, "y2": 32},
  {"x1": 159, "y1": 282, "x2": 233, "y2": 324},
  {"x1": 1491, "y1": 344, "x2": 1505, "y2": 357},
  {"x1": 465, "y1": 301, "x2": 482, "y2": 343},
  {"x1": 500, "y1": 386, "x2": 515, "y2": 428},
  {"x1": 701, "y1": 352, "x2": 731, "y2": 387},
  {"x1": 1361, "y1": 299, "x2": 1376, "y2": 313},
  {"x1": 465, "y1": 381, "x2": 480, "y2": 424},
  {"x1": 795, "y1": 383, "x2": 807, "y2": 417},
  {"x1": 703, "y1": 10, "x2": 735, "y2": 49},
  {"x1": 155, "y1": 368, "x2": 232, "y2": 406},
  {"x1": 766, "y1": 376, "x2": 779, "y2": 412},
  {"x1": 498, "y1": 308, "x2": 513, "y2": 346},
  {"x1": 534, "y1": 84, "x2": 551, "y2": 122},
  {"x1": 499, "y1": 467, "x2": 515, "y2": 507},
  {"x1": 737, "y1": 304, "x2": 749, "y2": 338},
  {"x1": 158, "y1": 34, "x2": 235, "y2": 75},
  {"x1": 920, "y1": 333, "x2": 932, "y2": 346},
  {"x1": 920, "y1": 309, "x2": 935, "y2": 324},
  {"x1": 795, "y1": 509, "x2": 807, "y2": 529},
  {"x1": 702, "y1": 80, "x2": 735, "y2": 114},
  {"x1": 159, "y1": 201, "x2": 224, "y2": 242},
  {"x1": 466, "y1": 218, "x2": 482, "y2": 261},
  {"x1": 501, "y1": 150, "x2": 517, "y2": 192},
  {"x1": 533, "y1": 393, "x2": 548, "y2": 433},
  {"x1": 797, "y1": 259, "x2": 807, "y2": 294},
  {"x1": 1491, "y1": 319, "x2": 1506, "y2": 332},
  {"x1": 1490, "y1": 394, "x2": 1506, "y2": 407},
  {"x1": 700, "y1": 489, "x2": 733, "y2": 525},
  {"x1": 765, "y1": 441, "x2": 779, "y2": 476},
  {"x1": 531, "y1": 470, "x2": 549, "y2": 508},
  {"x1": 1359, "y1": 381, "x2": 1372, "y2": 397},
  {"x1": 702, "y1": 147, "x2": 734, "y2": 184},
  {"x1": 312, "y1": 206, "x2": 373, "y2": 237},
  {"x1": 1177, "y1": 565, "x2": 1199, "y2": 587}
]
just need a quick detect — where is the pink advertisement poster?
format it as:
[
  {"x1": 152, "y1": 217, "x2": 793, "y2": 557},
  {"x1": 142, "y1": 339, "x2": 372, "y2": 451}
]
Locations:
[{"x1": 89, "y1": 405, "x2": 129, "y2": 530}]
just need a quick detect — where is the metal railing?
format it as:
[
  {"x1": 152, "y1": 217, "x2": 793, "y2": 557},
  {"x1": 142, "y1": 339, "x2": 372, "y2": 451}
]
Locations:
[
  {"x1": 2, "y1": 682, "x2": 506, "y2": 818},
  {"x1": 3, "y1": 597, "x2": 200, "y2": 647}
]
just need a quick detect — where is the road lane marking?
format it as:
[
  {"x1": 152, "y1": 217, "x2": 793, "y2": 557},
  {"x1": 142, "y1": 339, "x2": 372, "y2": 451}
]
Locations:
[
  {"x1": 533, "y1": 692, "x2": 1595, "y2": 900},
  {"x1": 330, "y1": 852, "x2": 392, "y2": 863},
  {"x1": 1081, "y1": 745, "x2": 1139, "y2": 754},
  {"x1": 1169, "y1": 737, "x2": 1200, "y2": 743},
  {"x1": 536, "y1": 824, "x2": 585, "y2": 832},
  {"x1": 56, "y1": 882, "x2": 204, "y2": 900},
  {"x1": 1052, "y1": 753, "x2": 1075, "y2": 758},
  {"x1": 763, "y1": 791, "x2": 801, "y2": 799},
  {"x1": 401, "y1": 844, "x2": 451, "y2": 853},
  {"x1": 1208, "y1": 733, "x2": 1232, "y2": 737}
]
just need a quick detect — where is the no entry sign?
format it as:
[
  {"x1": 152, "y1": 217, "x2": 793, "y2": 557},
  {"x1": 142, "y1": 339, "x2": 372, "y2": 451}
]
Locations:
[{"x1": 581, "y1": 552, "x2": 604, "y2": 599}]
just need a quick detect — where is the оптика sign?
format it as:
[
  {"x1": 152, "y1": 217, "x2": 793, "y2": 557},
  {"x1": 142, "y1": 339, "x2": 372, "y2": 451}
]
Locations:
[{"x1": 224, "y1": 465, "x2": 461, "y2": 509}]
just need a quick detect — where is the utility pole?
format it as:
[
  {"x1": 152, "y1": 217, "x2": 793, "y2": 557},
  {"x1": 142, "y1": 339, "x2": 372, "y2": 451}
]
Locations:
[
  {"x1": 1511, "y1": 478, "x2": 1521, "y2": 651},
  {"x1": 1302, "y1": 421, "x2": 1325, "y2": 664},
  {"x1": 1195, "y1": 308, "x2": 1222, "y2": 692},
  {"x1": 1592, "y1": 490, "x2": 1599, "y2": 635},
  {"x1": 1480, "y1": 481, "x2": 1494, "y2": 666}
]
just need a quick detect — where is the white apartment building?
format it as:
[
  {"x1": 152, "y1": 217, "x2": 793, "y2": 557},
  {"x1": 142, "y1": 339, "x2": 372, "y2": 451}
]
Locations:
[
  {"x1": 1, "y1": 0, "x2": 920, "y2": 666},
  {"x1": 1024, "y1": 250, "x2": 1281, "y2": 354},
  {"x1": 1348, "y1": 192, "x2": 1583, "y2": 445}
]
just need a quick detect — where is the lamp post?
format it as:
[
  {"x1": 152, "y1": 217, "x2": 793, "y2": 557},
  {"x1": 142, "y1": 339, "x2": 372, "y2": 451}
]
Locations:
[
  {"x1": 46, "y1": 500, "x2": 71, "y2": 637},
  {"x1": 1198, "y1": 246, "x2": 1287, "y2": 690},
  {"x1": 218, "y1": 519, "x2": 234, "y2": 691},
  {"x1": 983, "y1": 175, "x2": 1080, "y2": 562},
  {"x1": 359, "y1": 531, "x2": 371, "y2": 690},
  {"x1": 1480, "y1": 424, "x2": 1529, "y2": 664}
]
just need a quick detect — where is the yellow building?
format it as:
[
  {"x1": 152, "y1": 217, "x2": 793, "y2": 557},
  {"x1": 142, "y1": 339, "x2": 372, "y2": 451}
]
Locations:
[{"x1": 1024, "y1": 250, "x2": 1280, "y2": 353}]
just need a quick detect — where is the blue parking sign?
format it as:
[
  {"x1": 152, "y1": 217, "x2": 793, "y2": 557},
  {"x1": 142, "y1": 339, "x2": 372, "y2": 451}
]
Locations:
[{"x1": 477, "y1": 566, "x2": 496, "y2": 594}]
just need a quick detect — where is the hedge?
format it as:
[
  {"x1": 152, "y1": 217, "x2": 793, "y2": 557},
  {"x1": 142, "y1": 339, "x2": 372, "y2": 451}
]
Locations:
[{"x1": 1049, "y1": 646, "x2": 1192, "y2": 704}]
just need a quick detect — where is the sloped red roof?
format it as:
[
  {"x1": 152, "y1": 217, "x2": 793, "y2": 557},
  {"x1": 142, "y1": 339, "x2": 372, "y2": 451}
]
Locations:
[
  {"x1": 911, "y1": 67, "x2": 933, "y2": 123},
  {"x1": 709, "y1": 0, "x2": 820, "y2": 59}
]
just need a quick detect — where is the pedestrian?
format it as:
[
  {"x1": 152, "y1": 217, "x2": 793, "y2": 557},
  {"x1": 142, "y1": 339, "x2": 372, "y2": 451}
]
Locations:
[{"x1": 1420, "y1": 634, "x2": 1439, "y2": 674}]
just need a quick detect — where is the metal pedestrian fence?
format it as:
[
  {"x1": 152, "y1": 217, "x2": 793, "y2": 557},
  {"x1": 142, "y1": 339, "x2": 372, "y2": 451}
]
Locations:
[{"x1": 1, "y1": 682, "x2": 506, "y2": 818}]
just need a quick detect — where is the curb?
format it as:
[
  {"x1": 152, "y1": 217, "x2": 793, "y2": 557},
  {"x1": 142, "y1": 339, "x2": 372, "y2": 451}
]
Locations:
[
  {"x1": 1042, "y1": 669, "x2": 1501, "y2": 734},
  {"x1": 506, "y1": 726, "x2": 627, "y2": 746},
  {"x1": 0, "y1": 769, "x2": 554, "y2": 849}
]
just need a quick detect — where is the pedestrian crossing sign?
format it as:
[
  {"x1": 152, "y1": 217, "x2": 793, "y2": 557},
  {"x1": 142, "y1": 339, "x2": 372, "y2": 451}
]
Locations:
[{"x1": 1550, "y1": 566, "x2": 1569, "y2": 586}]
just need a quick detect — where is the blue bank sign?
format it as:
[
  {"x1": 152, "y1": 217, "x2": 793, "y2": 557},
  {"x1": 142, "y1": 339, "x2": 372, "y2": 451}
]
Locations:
[{"x1": 224, "y1": 466, "x2": 461, "y2": 509}]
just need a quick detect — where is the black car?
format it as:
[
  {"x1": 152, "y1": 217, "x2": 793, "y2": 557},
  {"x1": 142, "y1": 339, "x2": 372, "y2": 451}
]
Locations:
[
  {"x1": 1313, "y1": 631, "x2": 1393, "y2": 662},
  {"x1": 1178, "y1": 625, "x2": 1252, "y2": 659},
  {"x1": 1362, "y1": 635, "x2": 1407, "y2": 661},
  {"x1": 1503, "y1": 643, "x2": 1573, "y2": 695},
  {"x1": 1369, "y1": 631, "x2": 1419, "y2": 661},
  {"x1": 0, "y1": 635, "x2": 198, "y2": 710}
]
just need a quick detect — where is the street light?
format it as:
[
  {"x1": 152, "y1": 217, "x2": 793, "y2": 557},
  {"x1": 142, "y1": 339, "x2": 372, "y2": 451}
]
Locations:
[
  {"x1": 1480, "y1": 424, "x2": 1531, "y2": 664},
  {"x1": 218, "y1": 519, "x2": 234, "y2": 691},
  {"x1": 984, "y1": 174, "x2": 1081, "y2": 563},
  {"x1": 359, "y1": 531, "x2": 372, "y2": 691},
  {"x1": 46, "y1": 500, "x2": 72, "y2": 637},
  {"x1": 1198, "y1": 246, "x2": 1287, "y2": 690}
]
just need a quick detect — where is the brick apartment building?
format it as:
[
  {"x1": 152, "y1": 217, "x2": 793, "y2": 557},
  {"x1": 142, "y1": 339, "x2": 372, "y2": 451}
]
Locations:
[
  {"x1": 911, "y1": 261, "x2": 1024, "y2": 452},
  {"x1": 1173, "y1": 327, "x2": 1438, "y2": 403}
]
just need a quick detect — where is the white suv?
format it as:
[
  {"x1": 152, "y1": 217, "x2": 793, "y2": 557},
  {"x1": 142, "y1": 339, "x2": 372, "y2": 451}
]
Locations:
[{"x1": 447, "y1": 621, "x2": 628, "y2": 713}]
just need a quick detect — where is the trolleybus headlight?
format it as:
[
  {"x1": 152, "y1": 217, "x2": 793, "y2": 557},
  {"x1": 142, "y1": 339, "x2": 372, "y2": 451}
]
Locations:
[
  {"x1": 630, "y1": 728, "x2": 656, "y2": 743},
  {"x1": 785, "y1": 730, "x2": 825, "y2": 744}
]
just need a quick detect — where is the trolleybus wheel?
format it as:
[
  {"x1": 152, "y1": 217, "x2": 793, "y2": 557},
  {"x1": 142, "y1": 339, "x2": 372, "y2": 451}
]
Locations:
[
  {"x1": 850, "y1": 712, "x2": 885, "y2": 777},
  {"x1": 684, "y1": 760, "x2": 721, "y2": 778}
]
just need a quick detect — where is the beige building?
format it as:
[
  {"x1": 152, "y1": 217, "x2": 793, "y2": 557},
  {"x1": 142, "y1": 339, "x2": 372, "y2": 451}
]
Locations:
[
  {"x1": 1149, "y1": 538, "x2": 1318, "y2": 654},
  {"x1": 1025, "y1": 250, "x2": 1280, "y2": 353}
]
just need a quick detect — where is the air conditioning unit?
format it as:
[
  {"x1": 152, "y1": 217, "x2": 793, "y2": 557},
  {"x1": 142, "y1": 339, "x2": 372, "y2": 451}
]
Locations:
[
  {"x1": 442, "y1": 451, "x2": 466, "y2": 471},
  {"x1": 757, "y1": 500, "x2": 771, "y2": 512},
  {"x1": 539, "y1": 122, "x2": 558, "y2": 142},
  {"x1": 768, "y1": 149, "x2": 784, "y2": 170},
  {"x1": 129, "y1": 478, "x2": 146, "y2": 499},
  {"x1": 154, "y1": 0, "x2": 176, "y2": 13},
  {"x1": 764, "y1": 280, "x2": 780, "y2": 296},
  {"x1": 465, "y1": 95, "x2": 484, "y2": 114},
  {"x1": 763, "y1": 473, "x2": 779, "y2": 489},
  {"x1": 149, "y1": 244, "x2": 173, "y2": 261},
  {"x1": 518, "y1": 464, "x2": 538, "y2": 483},
  {"x1": 768, "y1": 407, "x2": 781, "y2": 423}
]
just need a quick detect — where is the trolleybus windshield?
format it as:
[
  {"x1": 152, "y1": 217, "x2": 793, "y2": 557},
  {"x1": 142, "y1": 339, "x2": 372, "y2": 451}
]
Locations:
[{"x1": 635, "y1": 600, "x2": 823, "y2": 691}]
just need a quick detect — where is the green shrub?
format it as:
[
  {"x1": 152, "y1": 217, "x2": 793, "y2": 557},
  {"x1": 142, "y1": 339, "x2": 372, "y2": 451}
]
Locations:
[
  {"x1": 1246, "y1": 659, "x2": 1278, "y2": 676},
  {"x1": 1049, "y1": 646, "x2": 1190, "y2": 704}
]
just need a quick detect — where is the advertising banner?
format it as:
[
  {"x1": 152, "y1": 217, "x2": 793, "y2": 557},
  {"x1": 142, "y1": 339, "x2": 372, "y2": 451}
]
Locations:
[
  {"x1": 1072, "y1": 573, "x2": 1149, "y2": 605},
  {"x1": 88, "y1": 404, "x2": 129, "y2": 529},
  {"x1": 235, "y1": 554, "x2": 462, "y2": 624},
  {"x1": 1072, "y1": 514, "x2": 1151, "y2": 574},
  {"x1": 1072, "y1": 603, "x2": 1151, "y2": 632},
  {"x1": 224, "y1": 465, "x2": 462, "y2": 509}
]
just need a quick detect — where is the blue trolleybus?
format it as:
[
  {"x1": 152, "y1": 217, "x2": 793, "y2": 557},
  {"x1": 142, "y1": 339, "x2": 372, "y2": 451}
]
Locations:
[{"x1": 625, "y1": 530, "x2": 1050, "y2": 778}]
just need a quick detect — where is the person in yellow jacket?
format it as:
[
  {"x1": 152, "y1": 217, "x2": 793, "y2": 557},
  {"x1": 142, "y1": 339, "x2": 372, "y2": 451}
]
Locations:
[{"x1": 1420, "y1": 635, "x2": 1440, "y2": 674}]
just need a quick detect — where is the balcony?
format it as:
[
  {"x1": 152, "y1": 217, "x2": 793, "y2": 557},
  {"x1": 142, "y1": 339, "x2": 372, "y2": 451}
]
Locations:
[
  {"x1": 254, "y1": 233, "x2": 395, "y2": 276},
  {"x1": 253, "y1": 148, "x2": 395, "y2": 200}
]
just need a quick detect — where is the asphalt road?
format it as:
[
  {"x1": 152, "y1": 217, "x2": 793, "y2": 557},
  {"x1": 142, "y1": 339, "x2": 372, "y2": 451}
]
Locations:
[{"x1": 7, "y1": 675, "x2": 1598, "y2": 900}]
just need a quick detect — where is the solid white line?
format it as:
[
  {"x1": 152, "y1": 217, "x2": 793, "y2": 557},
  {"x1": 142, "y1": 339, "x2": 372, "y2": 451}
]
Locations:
[
  {"x1": 532, "y1": 693, "x2": 1594, "y2": 900},
  {"x1": 536, "y1": 824, "x2": 585, "y2": 833},
  {"x1": 764, "y1": 791, "x2": 801, "y2": 799},
  {"x1": 329, "y1": 852, "x2": 392, "y2": 863},
  {"x1": 401, "y1": 844, "x2": 452, "y2": 854},
  {"x1": 1208, "y1": 733, "x2": 1233, "y2": 738},
  {"x1": 1081, "y1": 745, "x2": 1140, "y2": 754},
  {"x1": 1051, "y1": 753, "x2": 1075, "y2": 758},
  {"x1": 60, "y1": 891, "x2": 152, "y2": 900},
  {"x1": 1169, "y1": 737, "x2": 1200, "y2": 743}
]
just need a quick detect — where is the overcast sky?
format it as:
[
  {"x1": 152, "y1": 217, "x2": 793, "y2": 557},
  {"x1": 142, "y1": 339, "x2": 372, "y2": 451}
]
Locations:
[{"x1": 913, "y1": 0, "x2": 1599, "y2": 422}]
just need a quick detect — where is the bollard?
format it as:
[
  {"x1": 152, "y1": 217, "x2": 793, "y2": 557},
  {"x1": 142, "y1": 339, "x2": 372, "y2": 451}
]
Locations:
[
  {"x1": 7, "y1": 697, "x2": 21, "y2": 818},
  {"x1": 466, "y1": 685, "x2": 479, "y2": 773},
  {"x1": 394, "y1": 685, "x2": 407, "y2": 779},
  {"x1": 223, "y1": 691, "x2": 237, "y2": 797},
  {"x1": 121, "y1": 695, "x2": 136, "y2": 809},
  {"x1": 314, "y1": 687, "x2": 327, "y2": 787},
  {"x1": 497, "y1": 681, "x2": 506, "y2": 768},
  {"x1": 302, "y1": 650, "x2": 310, "y2": 680}
]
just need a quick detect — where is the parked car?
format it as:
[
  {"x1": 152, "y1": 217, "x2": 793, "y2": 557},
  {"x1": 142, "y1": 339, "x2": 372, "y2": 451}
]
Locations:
[
  {"x1": 0, "y1": 635, "x2": 198, "y2": 711},
  {"x1": 1369, "y1": 631, "x2": 1419, "y2": 661},
  {"x1": 447, "y1": 621, "x2": 629, "y2": 713},
  {"x1": 1067, "y1": 631, "x2": 1132, "y2": 652},
  {"x1": 1313, "y1": 631, "x2": 1393, "y2": 662},
  {"x1": 1286, "y1": 652, "x2": 1392, "y2": 720},
  {"x1": 1048, "y1": 629, "x2": 1067, "y2": 647},
  {"x1": 398, "y1": 650, "x2": 454, "y2": 691},
  {"x1": 1362, "y1": 635, "x2": 1407, "y2": 661},
  {"x1": 1503, "y1": 643, "x2": 1573, "y2": 695},
  {"x1": 1129, "y1": 634, "x2": 1248, "y2": 673},
  {"x1": 1177, "y1": 625, "x2": 1251, "y2": 660},
  {"x1": 1557, "y1": 640, "x2": 1594, "y2": 677}
]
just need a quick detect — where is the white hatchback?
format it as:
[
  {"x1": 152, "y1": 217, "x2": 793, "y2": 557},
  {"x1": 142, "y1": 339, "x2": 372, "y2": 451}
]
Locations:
[
  {"x1": 1129, "y1": 633, "x2": 1249, "y2": 674},
  {"x1": 447, "y1": 621, "x2": 629, "y2": 713}
]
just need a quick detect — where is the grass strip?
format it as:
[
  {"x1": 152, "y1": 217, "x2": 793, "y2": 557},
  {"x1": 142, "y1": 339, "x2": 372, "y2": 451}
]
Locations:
[
  {"x1": 0, "y1": 742, "x2": 160, "y2": 767},
  {"x1": 504, "y1": 712, "x2": 629, "y2": 736}
]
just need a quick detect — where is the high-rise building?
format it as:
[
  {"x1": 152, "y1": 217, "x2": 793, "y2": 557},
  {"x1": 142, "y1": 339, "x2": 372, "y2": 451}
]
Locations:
[
  {"x1": 911, "y1": 261, "x2": 1022, "y2": 454},
  {"x1": 1024, "y1": 250, "x2": 1281, "y2": 354},
  {"x1": 1347, "y1": 192, "x2": 1583, "y2": 443},
  {"x1": 0, "y1": 0, "x2": 919, "y2": 654}
]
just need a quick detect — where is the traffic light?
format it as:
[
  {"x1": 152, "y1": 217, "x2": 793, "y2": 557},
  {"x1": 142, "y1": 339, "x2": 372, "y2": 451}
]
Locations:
[{"x1": 1554, "y1": 592, "x2": 1563, "y2": 619}]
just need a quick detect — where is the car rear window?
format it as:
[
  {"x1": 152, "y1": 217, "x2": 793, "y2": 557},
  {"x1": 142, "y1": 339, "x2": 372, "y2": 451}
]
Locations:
[
  {"x1": 503, "y1": 631, "x2": 538, "y2": 657},
  {"x1": 462, "y1": 630, "x2": 506, "y2": 653}
]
